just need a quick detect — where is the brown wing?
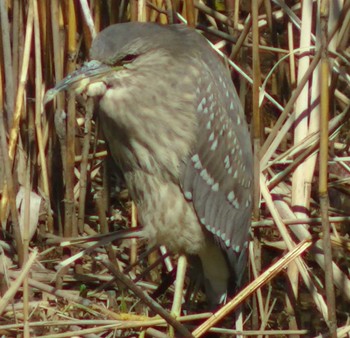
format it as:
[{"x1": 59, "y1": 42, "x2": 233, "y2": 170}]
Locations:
[{"x1": 180, "y1": 51, "x2": 253, "y2": 283}]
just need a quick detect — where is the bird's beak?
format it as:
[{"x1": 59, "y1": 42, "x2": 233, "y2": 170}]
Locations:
[{"x1": 44, "y1": 60, "x2": 121, "y2": 104}]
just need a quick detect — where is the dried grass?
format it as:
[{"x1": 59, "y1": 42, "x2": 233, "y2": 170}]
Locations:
[{"x1": 0, "y1": 0, "x2": 349, "y2": 337}]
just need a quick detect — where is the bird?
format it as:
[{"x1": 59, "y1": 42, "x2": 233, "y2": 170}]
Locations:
[{"x1": 45, "y1": 22, "x2": 253, "y2": 306}]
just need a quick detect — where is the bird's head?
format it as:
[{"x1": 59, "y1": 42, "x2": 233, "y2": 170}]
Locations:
[{"x1": 44, "y1": 23, "x2": 199, "y2": 104}]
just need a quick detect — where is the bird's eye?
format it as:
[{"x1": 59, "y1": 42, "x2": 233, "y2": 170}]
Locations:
[{"x1": 121, "y1": 54, "x2": 138, "y2": 64}]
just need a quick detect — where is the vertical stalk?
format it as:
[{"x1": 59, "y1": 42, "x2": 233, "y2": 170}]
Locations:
[
  {"x1": 64, "y1": 0, "x2": 78, "y2": 237},
  {"x1": 77, "y1": 97, "x2": 93, "y2": 233},
  {"x1": 0, "y1": 0, "x2": 14, "y2": 127},
  {"x1": 319, "y1": 1, "x2": 337, "y2": 336},
  {"x1": 22, "y1": 150, "x2": 31, "y2": 338},
  {"x1": 184, "y1": 0, "x2": 196, "y2": 27},
  {"x1": 251, "y1": 0, "x2": 261, "y2": 220},
  {"x1": 252, "y1": 0, "x2": 262, "y2": 332},
  {"x1": 33, "y1": 0, "x2": 53, "y2": 232}
]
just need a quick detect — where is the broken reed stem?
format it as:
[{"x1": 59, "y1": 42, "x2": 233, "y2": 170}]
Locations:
[
  {"x1": 3, "y1": 0, "x2": 34, "y2": 267},
  {"x1": 0, "y1": 249, "x2": 38, "y2": 316},
  {"x1": 0, "y1": 113, "x2": 24, "y2": 266},
  {"x1": 8, "y1": 0, "x2": 34, "y2": 160},
  {"x1": 192, "y1": 240, "x2": 312, "y2": 337},
  {"x1": 261, "y1": 179, "x2": 329, "y2": 318}
]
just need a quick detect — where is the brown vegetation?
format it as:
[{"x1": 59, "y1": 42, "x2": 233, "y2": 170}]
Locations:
[{"x1": 0, "y1": 0, "x2": 349, "y2": 337}]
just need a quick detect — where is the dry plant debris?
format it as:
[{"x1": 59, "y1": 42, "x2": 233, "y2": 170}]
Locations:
[{"x1": 0, "y1": 0, "x2": 349, "y2": 337}]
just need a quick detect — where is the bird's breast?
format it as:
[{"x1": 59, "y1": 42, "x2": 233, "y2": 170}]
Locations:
[
  {"x1": 126, "y1": 171, "x2": 206, "y2": 254},
  {"x1": 97, "y1": 72, "x2": 198, "y2": 179}
]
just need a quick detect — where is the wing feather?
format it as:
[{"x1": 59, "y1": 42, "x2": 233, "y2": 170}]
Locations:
[{"x1": 180, "y1": 54, "x2": 253, "y2": 282}]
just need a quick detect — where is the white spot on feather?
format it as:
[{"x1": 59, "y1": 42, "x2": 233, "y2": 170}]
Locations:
[
  {"x1": 233, "y1": 199, "x2": 240, "y2": 209},
  {"x1": 224, "y1": 155, "x2": 230, "y2": 169},
  {"x1": 207, "y1": 176, "x2": 214, "y2": 186},
  {"x1": 191, "y1": 154, "x2": 202, "y2": 169},
  {"x1": 198, "y1": 97, "x2": 207, "y2": 112},
  {"x1": 205, "y1": 224, "x2": 212, "y2": 232},
  {"x1": 184, "y1": 191, "x2": 192, "y2": 200},
  {"x1": 191, "y1": 154, "x2": 199, "y2": 162},
  {"x1": 211, "y1": 139, "x2": 218, "y2": 151},
  {"x1": 200, "y1": 168, "x2": 210, "y2": 181},
  {"x1": 227, "y1": 191, "x2": 235, "y2": 202},
  {"x1": 208, "y1": 132, "x2": 215, "y2": 141}
]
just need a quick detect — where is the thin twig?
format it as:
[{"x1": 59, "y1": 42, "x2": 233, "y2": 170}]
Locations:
[{"x1": 101, "y1": 259, "x2": 194, "y2": 338}]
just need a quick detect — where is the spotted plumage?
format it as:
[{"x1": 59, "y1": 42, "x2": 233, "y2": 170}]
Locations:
[{"x1": 47, "y1": 22, "x2": 253, "y2": 306}]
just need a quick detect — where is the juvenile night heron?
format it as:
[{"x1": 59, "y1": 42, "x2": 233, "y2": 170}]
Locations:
[{"x1": 46, "y1": 22, "x2": 253, "y2": 305}]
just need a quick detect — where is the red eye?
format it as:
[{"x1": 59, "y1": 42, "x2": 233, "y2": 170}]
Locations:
[{"x1": 121, "y1": 54, "x2": 138, "y2": 64}]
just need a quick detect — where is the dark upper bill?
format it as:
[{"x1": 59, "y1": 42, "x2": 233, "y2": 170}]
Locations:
[{"x1": 44, "y1": 60, "x2": 119, "y2": 104}]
